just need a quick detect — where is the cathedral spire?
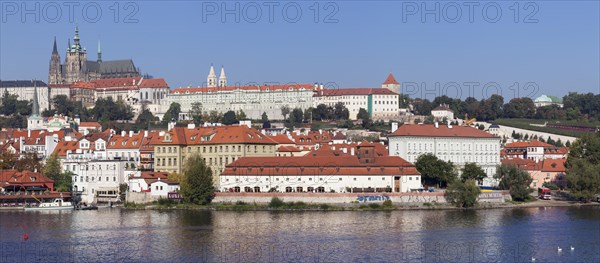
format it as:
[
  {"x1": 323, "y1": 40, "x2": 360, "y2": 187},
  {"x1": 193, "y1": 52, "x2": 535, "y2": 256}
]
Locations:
[
  {"x1": 97, "y1": 39, "x2": 102, "y2": 63},
  {"x1": 52, "y1": 37, "x2": 58, "y2": 54},
  {"x1": 32, "y1": 80, "x2": 40, "y2": 117},
  {"x1": 73, "y1": 24, "x2": 81, "y2": 51},
  {"x1": 67, "y1": 38, "x2": 71, "y2": 51}
]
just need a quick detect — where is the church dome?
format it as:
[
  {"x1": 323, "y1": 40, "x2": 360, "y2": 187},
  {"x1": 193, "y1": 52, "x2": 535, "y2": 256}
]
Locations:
[{"x1": 534, "y1": 95, "x2": 552, "y2": 103}]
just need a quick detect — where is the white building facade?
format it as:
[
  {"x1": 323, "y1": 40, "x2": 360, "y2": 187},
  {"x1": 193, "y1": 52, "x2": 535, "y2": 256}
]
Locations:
[
  {"x1": 66, "y1": 159, "x2": 127, "y2": 204},
  {"x1": 169, "y1": 84, "x2": 316, "y2": 120},
  {"x1": 313, "y1": 88, "x2": 400, "y2": 121},
  {"x1": 388, "y1": 124, "x2": 501, "y2": 186}
]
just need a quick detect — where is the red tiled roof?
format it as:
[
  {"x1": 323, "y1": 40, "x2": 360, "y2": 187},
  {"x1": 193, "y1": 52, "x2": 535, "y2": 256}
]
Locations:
[
  {"x1": 108, "y1": 132, "x2": 145, "y2": 149},
  {"x1": 132, "y1": 171, "x2": 170, "y2": 180},
  {"x1": 79, "y1": 122, "x2": 101, "y2": 128},
  {"x1": 277, "y1": 145, "x2": 301, "y2": 152},
  {"x1": 222, "y1": 155, "x2": 419, "y2": 176},
  {"x1": 501, "y1": 158, "x2": 541, "y2": 171},
  {"x1": 314, "y1": 88, "x2": 398, "y2": 97},
  {"x1": 138, "y1": 78, "x2": 169, "y2": 88},
  {"x1": 332, "y1": 132, "x2": 347, "y2": 140},
  {"x1": 92, "y1": 77, "x2": 141, "y2": 88},
  {"x1": 505, "y1": 140, "x2": 553, "y2": 148},
  {"x1": 0, "y1": 170, "x2": 53, "y2": 185},
  {"x1": 542, "y1": 159, "x2": 566, "y2": 172},
  {"x1": 52, "y1": 141, "x2": 79, "y2": 157},
  {"x1": 383, "y1": 73, "x2": 399, "y2": 85},
  {"x1": 290, "y1": 131, "x2": 333, "y2": 145},
  {"x1": 389, "y1": 124, "x2": 498, "y2": 138},
  {"x1": 268, "y1": 134, "x2": 295, "y2": 145},
  {"x1": 153, "y1": 125, "x2": 277, "y2": 146},
  {"x1": 171, "y1": 84, "x2": 315, "y2": 94}
]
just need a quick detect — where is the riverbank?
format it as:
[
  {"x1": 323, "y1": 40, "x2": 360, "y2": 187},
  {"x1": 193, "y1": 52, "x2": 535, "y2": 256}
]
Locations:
[{"x1": 125, "y1": 198, "x2": 600, "y2": 211}]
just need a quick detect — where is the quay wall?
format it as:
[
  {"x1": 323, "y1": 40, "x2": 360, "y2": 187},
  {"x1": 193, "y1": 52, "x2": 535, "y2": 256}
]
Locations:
[{"x1": 213, "y1": 191, "x2": 512, "y2": 204}]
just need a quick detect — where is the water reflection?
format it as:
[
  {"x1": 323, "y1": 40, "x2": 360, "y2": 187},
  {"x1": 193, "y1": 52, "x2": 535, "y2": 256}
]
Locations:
[{"x1": 0, "y1": 207, "x2": 598, "y2": 262}]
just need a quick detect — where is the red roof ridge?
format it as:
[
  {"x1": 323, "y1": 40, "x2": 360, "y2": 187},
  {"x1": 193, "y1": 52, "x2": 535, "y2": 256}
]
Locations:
[{"x1": 383, "y1": 73, "x2": 399, "y2": 85}]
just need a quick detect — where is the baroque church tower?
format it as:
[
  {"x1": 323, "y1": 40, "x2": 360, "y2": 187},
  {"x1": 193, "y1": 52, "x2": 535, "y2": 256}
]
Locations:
[
  {"x1": 207, "y1": 65, "x2": 217, "y2": 87},
  {"x1": 218, "y1": 66, "x2": 227, "y2": 87}
]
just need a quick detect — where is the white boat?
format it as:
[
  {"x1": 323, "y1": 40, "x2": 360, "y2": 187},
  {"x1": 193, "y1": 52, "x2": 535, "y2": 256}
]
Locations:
[{"x1": 24, "y1": 198, "x2": 74, "y2": 211}]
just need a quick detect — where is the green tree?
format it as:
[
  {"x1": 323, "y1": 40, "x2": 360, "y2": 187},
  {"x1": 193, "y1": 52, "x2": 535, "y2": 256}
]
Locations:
[
  {"x1": 356, "y1": 108, "x2": 369, "y2": 121},
  {"x1": 236, "y1": 110, "x2": 247, "y2": 121},
  {"x1": 415, "y1": 153, "x2": 457, "y2": 188},
  {"x1": 445, "y1": 179, "x2": 480, "y2": 208},
  {"x1": 461, "y1": 163, "x2": 487, "y2": 185},
  {"x1": 180, "y1": 154, "x2": 215, "y2": 205},
  {"x1": 333, "y1": 102, "x2": 349, "y2": 120},
  {"x1": 495, "y1": 164, "x2": 533, "y2": 201},
  {"x1": 261, "y1": 112, "x2": 271, "y2": 128},
  {"x1": 162, "y1": 102, "x2": 181, "y2": 122},
  {"x1": 289, "y1": 108, "x2": 304, "y2": 127},
  {"x1": 303, "y1": 107, "x2": 313, "y2": 122},
  {"x1": 189, "y1": 102, "x2": 203, "y2": 125},
  {"x1": 136, "y1": 109, "x2": 155, "y2": 129},
  {"x1": 565, "y1": 132, "x2": 600, "y2": 201},
  {"x1": 207, "y1": 110, "x2": 222, "y2": 123},
  {"x1": 280, "y1": 105, "x2": 291, "y2": 121},
  {"x1": 43, "y1": 154, "x2": 72, "y2": 192},
  {"x1": 222, "y1": 110, "x2": 238, "y2": 125}
]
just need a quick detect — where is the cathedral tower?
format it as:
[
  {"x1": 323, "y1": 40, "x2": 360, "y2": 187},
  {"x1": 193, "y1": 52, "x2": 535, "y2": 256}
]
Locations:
[
  {"x1": 48, "y1": 37, "x2": 62, "y2": 84},
  {"x1": 64, "y1": 25, "x2": 88, "y2": 83}
]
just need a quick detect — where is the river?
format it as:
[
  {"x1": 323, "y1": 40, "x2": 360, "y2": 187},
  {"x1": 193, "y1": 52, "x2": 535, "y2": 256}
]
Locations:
[{"x1": 1, "y1": 206, "x2": 599, "y2": 262}]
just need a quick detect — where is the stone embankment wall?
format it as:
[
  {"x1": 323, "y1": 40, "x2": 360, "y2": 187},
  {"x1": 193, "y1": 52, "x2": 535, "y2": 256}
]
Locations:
[
  {"x1": 213, "y1": 191, "x2": 511, "y2": 204},
  {"x1": 127, "y1": 192, "x2": 160, "y2": 204}
]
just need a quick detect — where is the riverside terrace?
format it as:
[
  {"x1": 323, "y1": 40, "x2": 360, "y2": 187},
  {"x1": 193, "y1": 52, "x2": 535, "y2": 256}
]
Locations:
[{"x1": 0, "y1": 170, "x2": 71, "y2": 208}]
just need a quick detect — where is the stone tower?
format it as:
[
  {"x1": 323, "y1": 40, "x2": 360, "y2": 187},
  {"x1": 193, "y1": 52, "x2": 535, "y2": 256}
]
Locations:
[
  {"x1": 48, "y1": 37, "x2": 62, "y2": 85},
  {"x1": 382, "y1": 73, "x2": 400, "y2": 93},
  {"x1": 207, "y1": 65, "x2": 217, "y2": 87},
  {"x1": 218, "y1": 66, "x2": 227, "y2": 87},
  {"x1": 64, "y1": 25, "x2": 88, "y2": 84}
]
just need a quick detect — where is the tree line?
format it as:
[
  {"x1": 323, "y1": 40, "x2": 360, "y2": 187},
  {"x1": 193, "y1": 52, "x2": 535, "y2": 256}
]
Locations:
[{"x1": 406, "y1": 92, "x2": 600, "y2": 122}]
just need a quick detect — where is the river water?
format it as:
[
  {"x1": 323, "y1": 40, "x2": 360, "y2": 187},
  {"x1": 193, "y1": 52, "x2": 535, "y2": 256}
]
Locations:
[{"x1": 0, "y1": 206, "x2": 599, "y2": 262}]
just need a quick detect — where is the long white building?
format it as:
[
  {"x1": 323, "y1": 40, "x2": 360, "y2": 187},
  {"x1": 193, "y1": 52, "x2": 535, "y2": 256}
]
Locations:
[
  {"x1": 169, "y1": 84, "x2": 316, "y2": 120},
  {"x1": 388, "y1": 123, "x2": 501, "y2": 186},
  {"x1": 221, "y1": 143, "x2": 422, "y2": 193}
]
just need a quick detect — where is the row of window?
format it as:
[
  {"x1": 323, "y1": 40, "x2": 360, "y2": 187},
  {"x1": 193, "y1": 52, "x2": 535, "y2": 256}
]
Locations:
[
  {"x1": 73, "y1": 175, "x2": 117, "y2": 182},
  {"x1": 66, "y1": 164, "x2": 117, "y2": 171}
]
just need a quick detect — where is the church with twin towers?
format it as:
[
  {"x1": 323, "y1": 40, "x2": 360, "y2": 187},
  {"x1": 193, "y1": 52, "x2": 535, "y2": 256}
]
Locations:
[{"x1": 48, "y1": 26, "x2": 141, "y2": 85}]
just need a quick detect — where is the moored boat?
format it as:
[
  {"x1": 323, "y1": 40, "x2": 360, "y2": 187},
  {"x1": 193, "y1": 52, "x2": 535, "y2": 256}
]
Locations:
[{"x1": 24, "y1": 198, "x2": 74, "y2": 211}]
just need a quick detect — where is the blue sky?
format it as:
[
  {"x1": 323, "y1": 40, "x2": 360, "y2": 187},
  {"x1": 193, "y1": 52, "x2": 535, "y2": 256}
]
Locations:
[{"x1": 1, "y1": 1, "x2": 598, "y2": 100}]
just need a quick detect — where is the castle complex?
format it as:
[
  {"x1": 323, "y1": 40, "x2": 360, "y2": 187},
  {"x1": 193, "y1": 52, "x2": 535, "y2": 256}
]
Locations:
[{"x1": 48, "y1": 26, "x2": 140, "y2": 85}]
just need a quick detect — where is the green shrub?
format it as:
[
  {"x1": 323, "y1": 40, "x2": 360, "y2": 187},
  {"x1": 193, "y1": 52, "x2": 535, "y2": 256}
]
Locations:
[
  {"x1": 423, "y1": 202, "x2": 432, "y2": 207},
  {"x1": 269, "y1": 197, "x2": 285, "y2": 208},
  {"x1": 368, "y1": 203, "x2": 381, "y2": 209},
  {"x1": 542, "y1": 182, "x2": 560, "y2": 190},
  {"x1": 235, "y1": 201, "x2": 247, "y2": 205},
  {"x1": 445, "y1": 179, "x2": 481, "y2": 208},
  {"x1": 157, "y1": 197, "x2": 175, "y2": 206},
  {"x1": 382, "y1": 200, "x2": 393, "y2": 207},
  {"x1": 319, "y1": 204, "x2": 331, "y2": 210}
]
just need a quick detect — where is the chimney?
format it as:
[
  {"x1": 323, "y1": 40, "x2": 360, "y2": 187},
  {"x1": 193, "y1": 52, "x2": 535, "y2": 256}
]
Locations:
[
  {"x1": 144, "y1": 130, "x2": 148, "y2": 137},
  {"x1": 28, "y1": 130, "x2": 31, "y2": 137},
  {"x1": 435, "y1": 122, "x2": 439, "y2": 129},
  {"x1": 350, "y1": 147, "x2": 355, "y2": 156},
  {"x1": 168, "y1": 121, "x2": 176, "y2": 131},
  {"x1": 319, "y1": 129, "x2": 322, "y2": 135},
  {"x1": 391, "y1": 122, "x2": 399, "y2": 133},
  {"x1": 188, "y1": 123, "x2": 195, "y2": 130},
  {"x1": 121, "y1": 131, "x2": 126, "y2": 136},
  {"x1": 448, "y1": 122, "x2": 453, "y2": 129},
  {"x1": 129, "y1": 130, "x2": 134, "y2": 137},
  {"x1": 83, "y1": 129, "x2": 89, "y2": 136}
]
